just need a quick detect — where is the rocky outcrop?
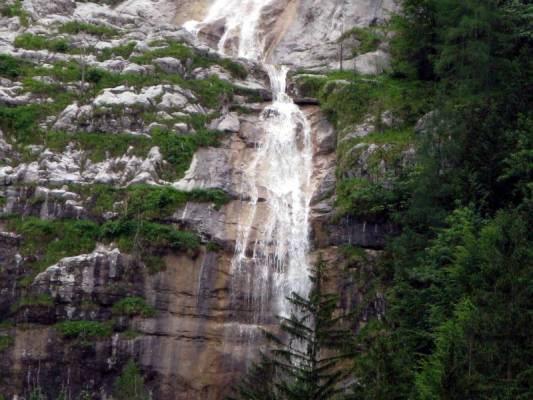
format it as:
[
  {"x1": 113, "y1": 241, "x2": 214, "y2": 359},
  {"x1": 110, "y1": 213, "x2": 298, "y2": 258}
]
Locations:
[
  {"x1": 0, "y1": 146, "x2": 164, "y2": 187},
  {"x1": 0, "y1": 0, "x2": 398, "y2": 399},
  {"x1": 272, "y1": 0, "x2": 399, "y2": 71}
]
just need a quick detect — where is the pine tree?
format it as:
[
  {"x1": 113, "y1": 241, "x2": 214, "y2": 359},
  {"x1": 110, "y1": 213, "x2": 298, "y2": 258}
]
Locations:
[
  {"x1": 228, "y1": 261, "x2": 354, "y2": 400},
  {"x1": 114, "y1": 360, "x2": 151, "y2": 400}
]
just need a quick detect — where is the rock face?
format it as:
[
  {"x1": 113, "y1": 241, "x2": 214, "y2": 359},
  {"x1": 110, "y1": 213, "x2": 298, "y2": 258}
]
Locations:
[
  {"x1": 0, "y1": 0, "x2": 399, "y2": 399},
  {"x1": 272, "y1": 0, "x2": 399, "y2": 71}
]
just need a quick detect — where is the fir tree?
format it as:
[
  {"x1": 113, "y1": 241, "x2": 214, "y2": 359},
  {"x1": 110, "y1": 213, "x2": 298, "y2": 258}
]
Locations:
[
  {"x1": 228, "y1": 261, "x2": 354, "y2": 400},
  {"x1": 114, "y1": 360, "x2": 151, "y2": 400}
]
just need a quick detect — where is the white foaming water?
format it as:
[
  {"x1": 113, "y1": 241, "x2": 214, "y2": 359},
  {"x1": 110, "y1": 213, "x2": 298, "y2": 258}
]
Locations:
[
  {"x1": 185, "y1": 0, "x2": 313, "y2": 319},
  {"x1": 184, "y1": 0, "x2": 269, "y2": 61}
]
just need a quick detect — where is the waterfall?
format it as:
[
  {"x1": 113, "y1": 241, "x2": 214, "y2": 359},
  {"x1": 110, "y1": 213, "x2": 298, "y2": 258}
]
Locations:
[{"x1": 185, "y1": 0, "x2": 313, "y2": 320}]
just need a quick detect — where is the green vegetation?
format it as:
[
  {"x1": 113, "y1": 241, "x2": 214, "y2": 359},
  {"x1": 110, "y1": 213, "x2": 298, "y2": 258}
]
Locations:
[
  {"x1": 130, "y1": 41, "x2": 191, "y2": 65},
  {"x1": 293, "y1": 74, "x2": 326, "y2": 98},
  {"x1": 59, "y1": 21, "x2": 118, "y2": 38},
  {"x1": 336, "y1": 177, "x2": 406, "y2": 220},
  {"x1": 101, "y1": 219, "x2": 200, "y2": 254},
  {"x1": 14, "y1": 33, "x2": 70, "y2": 53},
  {"x1": 97, "y1": 42, "x2": 136, "y2": 61},
  {"x1": 0, "y1": 0, "x2": 29, "y2": 27},
  {"x1": 218, "y1": 58, "x2": 248, "y2": 80},
  {"x1": 341, "y1": 26, "x2": 386, "y2": 55},
  {"x1": 70, "y1": 183, "x2": 230, "y2": 219},
  {"x1": 3, "y1": 199, "x2": 208, "y2": 273},
  {"x1": 126, "y1": 185, "x2": 231, "y2": 218},
  {"x1": 112, "y1": 297, "x2": 155, "y2": 318},
  {"x1": 45, "y1": 131, "x2": 153, "y2": 163},
  {"x1": 11, "y1": 294, "x2": 54, "y2": 312},
  {"x1": 0, "y1": 335, "x2": 13, "y2": 352},
  {"x1": 131, "y1": 40, "x2": 248, "y2": 80},
  {"x1": 0, "y1": 104, "x2": 41, "y2": 144},
  {"x1": 113, "y1": 360, "x2": 150, "y2": 400},
  {"x1": 206, "y1": 242, "x2": 222, "y2": 252},
  {"x1": 120, "y1": 329, "x2": 142, "y2": 340},
  {"x1": 152, "y1": 128, "x2": 223, "y2": 180},
  {"x1": 319, "y1": 73, "x2": 431, "y2": 132},
  {"x1": 55, "y1": 320, "x2": 112, "y2": 340},
  {"x1": 5, "y1": 218, "x2": 101, "y2": 273},
  {"x1": 188, "y1": 76, "x2": 234, "y2": 108},
  {"x1": 340, "y1": 1, "x2": 533, "y2": 399},
  {"x1": 229, "y1": 262, "x2": 353, "y2": 400},
  {"x1": 0, "y1": 54, "x2": 26, "y2": 79}
]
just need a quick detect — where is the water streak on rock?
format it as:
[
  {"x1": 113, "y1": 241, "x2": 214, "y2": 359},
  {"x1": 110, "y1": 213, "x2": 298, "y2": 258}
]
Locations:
[{"x1": 185, "y1": 0, "x2": 313, "y2": 321}]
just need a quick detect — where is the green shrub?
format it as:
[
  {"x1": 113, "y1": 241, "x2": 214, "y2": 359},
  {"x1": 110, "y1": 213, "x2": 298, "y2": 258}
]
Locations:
[
  {"x1": 112, "y1": 297, "x2": 155, "y2": 317},
  {"x1": 5, "y1": 218, "x2": 100, "y2": 272},
  {"x1": 0, "y1": 335, "x2": 13, "y2": 352},
  {"x1": 336, "y1": 178, "x2": 403, "y2": 219},
  {"x1": 59, "y1": 21, "x2": 118, "y2": 38},
  {"x1": 100, "y1": 219, "x2": 200, "y2": 254},
  {"x1": 76, "y1": 183, "x2": 122, "y2": 216},
  {"x1": 11, "y1": 293, "x2": 54, "y2": 312},
  {"x1": 294, "y1": 74, "x2": 327, "y2": 98},
  {"x1": 0, "y1": 104, "x2": 41, "y2": 143},
  {"x1": 97, "y1": 42, "x2": 136, "y2": 61},
  {"x1": 55, "y1": 320, "x2": 112, "y2": 340},
  {"x1": 0, "y1": 0, "x2": 29, "y2": 27},
  {"x1": 342, "y1": 26, "x2": 385, "y2": 55},
  {"x1": 206, "y1": 242, "x2": 222, "y2": 252},
  {"x1": 188, "y1": 188, "x2": 231, "y2": 209},
  {"x1": 121, "y1": 329, "x2": 142, "y2": 340},
  {"x1": 0, "y1": 54, "x2": 25, "y2": 78},
  {"x1": 14, "y1": 33, "x2": 70, "y2": 53},
  {"x1": 219, "y1": 59, "x2": 248, "y2": 80},
  {"x1": 186, "y1": 76, "x2": 234, "y2": 108},
  {"x1": 114, "y1": 360, "x2": 150, "y2": 400},
  {"x1": 337, "y1": 128, "x2": 415, "y2": 177},
  {"x1": 51, "y1": 39, "x2": 69, "y2": 53},
  {"x1": 45, "y1": 131, "x2": 152, "y2": 163},
  {"x1": 319, "y1": 73, "x2": 432, "y2": 130},
  {"x1": 126, "y1": 185, "x2": 231, "y2": 219},
  {"x1": 130, "y1": 41, "x2": 192, "y2": 65},
  {"x1": 152, "y1": 128, "x2": 222, "y2": 180}
]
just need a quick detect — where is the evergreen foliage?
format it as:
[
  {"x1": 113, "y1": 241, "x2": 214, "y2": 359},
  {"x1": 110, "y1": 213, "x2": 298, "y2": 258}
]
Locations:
[
  {"x1": 114, "y1": 360, "x2": 151, "y2": 400},
  {"x1": 346, "y1": 1, "x2": 533, "y2": 399},
  {"x1": 228, "y1": 262, "x2": 354, "y2": 400}
]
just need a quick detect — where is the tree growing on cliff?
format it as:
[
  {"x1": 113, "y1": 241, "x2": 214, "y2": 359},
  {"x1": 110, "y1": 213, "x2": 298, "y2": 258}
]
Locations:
[
  {"x1": 114, "y1": 360, "x2": 151, "y2": 400},
  {"x1": 228, "y1": 261, "x2": 354, "y2": 400}
]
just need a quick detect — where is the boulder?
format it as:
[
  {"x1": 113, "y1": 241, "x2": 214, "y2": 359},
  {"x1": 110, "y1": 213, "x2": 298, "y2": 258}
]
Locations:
[
  {"x1": 157, "y1": 92, "x2": 188, "y2": 110},
  {"x1": 352, "y1": 50, "x2": 391, "y2": 75},
  {"x1": 154, "y1": 57, "x2": 184, "y2": 74},
  {"x1": 208, "y1": 112, "x2": 240, "y2": 133}
]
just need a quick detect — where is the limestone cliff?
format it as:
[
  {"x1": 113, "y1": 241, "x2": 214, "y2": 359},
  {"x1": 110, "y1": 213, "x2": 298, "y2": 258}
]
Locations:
[{"x1": 0, "y1": 1, "x2": 403, "y2": 399}]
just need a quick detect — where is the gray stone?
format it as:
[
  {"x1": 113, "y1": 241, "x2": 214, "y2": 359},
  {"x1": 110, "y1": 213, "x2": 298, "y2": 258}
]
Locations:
[
  {"x1": 208, "y1": 112, "x2": 240, "y2": 133},
  {"x1": 173, "y1": 122, "x2": 189, "y2": 133},
  {"x1": 154, "y1": 57, "x2": 184, "y2": 74},
  {"x1": 352, "y1": 50, "x2": 391, "y2": 75},
  {"x1": 273, "y1": 0, "x2": 399, "y2": 70},
  {"x1": 157, "y1": 92, "x2": 188, "y2": 110}
]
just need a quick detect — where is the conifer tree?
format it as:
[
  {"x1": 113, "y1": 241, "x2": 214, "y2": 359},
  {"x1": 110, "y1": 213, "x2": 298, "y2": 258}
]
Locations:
[{"x1": 228, "y1": 261, "x2": 354, "y2": 400}]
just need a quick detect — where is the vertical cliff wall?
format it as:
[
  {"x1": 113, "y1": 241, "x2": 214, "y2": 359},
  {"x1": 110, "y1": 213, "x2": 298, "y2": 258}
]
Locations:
[{"x1": 0, "y1": 1, "x2": 398, "y2": 398}]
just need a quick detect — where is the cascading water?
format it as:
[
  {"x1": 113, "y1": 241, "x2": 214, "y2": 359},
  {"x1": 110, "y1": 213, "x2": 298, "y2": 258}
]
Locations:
[{"x1": 185, "y1": 0, "x2": 313, "y2": 320}]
